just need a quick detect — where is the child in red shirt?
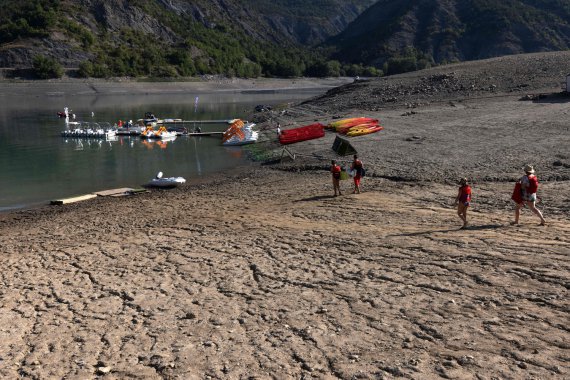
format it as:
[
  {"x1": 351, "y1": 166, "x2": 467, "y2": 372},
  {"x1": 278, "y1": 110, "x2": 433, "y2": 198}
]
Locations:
[
  {"x1": 331, "y1": 160, "x2": 342, "y2": 197},
  {"x1": 454, "y1": 177, "x2": 471, "y2": 229}
]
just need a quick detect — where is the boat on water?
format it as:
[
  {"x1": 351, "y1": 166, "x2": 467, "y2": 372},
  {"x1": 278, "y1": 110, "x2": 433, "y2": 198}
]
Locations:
[
  {"x1": 61, "y1": 122, "x2": 117, "y2": 138},
  {"x1": 144, "y1": 172, "x2": 186, "y2": 188},
  {"x1": 116, "y1": 120, "x2": 146, "y2": 136},
  {"x1": 166, "y1": 126, "x2": 189, "y2": 136},
  {"x1": 140, "y1": 126, "x2": 177, "y2": 139},
  {"x1": 116, "y1": 125, "x2": 145, "y2": 136},
  {"x1": 222, "y1": 119, "x2": 258, "y2": 146},
  {"x1": 143, "y1": 111, "x2": 158, "y2": 125}
]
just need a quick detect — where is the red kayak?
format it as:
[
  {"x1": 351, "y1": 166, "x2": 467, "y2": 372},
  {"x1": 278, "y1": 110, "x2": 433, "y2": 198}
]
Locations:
[
  {"x1": 330, "y1": 118, "x2": 378, "y2": 132},
  {"x1": 279, "y1": 123, "x2": 325, "y2": 145}
]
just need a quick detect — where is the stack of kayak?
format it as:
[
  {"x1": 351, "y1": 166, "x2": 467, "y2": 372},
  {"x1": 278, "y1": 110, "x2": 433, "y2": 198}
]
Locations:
[
  {"x1": 328, "y1": 117, "x2": 383, "y2": 137},
  {"x1": 279, "y1": 123, "x2": 325, "y2": 145}
]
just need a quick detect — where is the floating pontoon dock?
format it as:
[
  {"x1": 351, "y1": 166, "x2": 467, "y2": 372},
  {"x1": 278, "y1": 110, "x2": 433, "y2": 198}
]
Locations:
[
  {"x1": 186, "y1": 132, "x2": 224, "y2": 137},
  {"x1": 161, "y1": 119, "x2": 237, "y2": 124},
  {"x1": 51, "y1": 188, "x2": 147, "y2": 205}
]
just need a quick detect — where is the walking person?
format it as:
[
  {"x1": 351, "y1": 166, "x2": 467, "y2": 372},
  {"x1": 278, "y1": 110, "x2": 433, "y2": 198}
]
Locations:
[
  {"x1": 512, "y1": 165, "x2": 546, "y2": 226},
  {"x1": 350, "y1": 154, "x2": 364, "y2": 194},
  {"x1": 454, "y1": 178, "x2": 471, "y2": 229},
  {"x1": 331, "y1": 160, "x2": 342, "y2": 197}
]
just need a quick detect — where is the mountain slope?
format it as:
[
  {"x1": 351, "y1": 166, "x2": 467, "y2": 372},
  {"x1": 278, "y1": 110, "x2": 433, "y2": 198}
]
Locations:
[
  {"x1": 240, "y1": 0, "x2": 377, "y2": 45},
  {"x1": 326, "y1": 0, "x2": 570, "y2": 67},
  {"x1": 0, "y1": 0, "x2": 375, "y2": 75}
]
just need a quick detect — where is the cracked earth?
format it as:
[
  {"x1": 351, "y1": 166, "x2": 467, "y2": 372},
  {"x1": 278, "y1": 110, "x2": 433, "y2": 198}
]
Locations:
[{"x1": 0, "y1": 168, "x2": 568, "y2": 379}]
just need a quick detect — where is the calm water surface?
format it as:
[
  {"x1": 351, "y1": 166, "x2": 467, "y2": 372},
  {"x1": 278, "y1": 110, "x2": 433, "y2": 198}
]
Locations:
[{"x1": 0, "y1": 90, "x2": 322, "y2": 211}]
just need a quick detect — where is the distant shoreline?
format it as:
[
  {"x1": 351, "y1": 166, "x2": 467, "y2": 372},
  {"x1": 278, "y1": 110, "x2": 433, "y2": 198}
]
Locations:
[{"x1": 0, "y1": 77, "x2": 353, "y2": 97}]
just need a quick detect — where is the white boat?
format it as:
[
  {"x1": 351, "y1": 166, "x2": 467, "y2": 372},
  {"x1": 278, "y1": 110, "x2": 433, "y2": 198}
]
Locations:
[
  {"x1": 61, "y1": 122, "x2": 117, "y2": 138},
  {"x1": 145, "y1": 172, "x2": 186, "y2": 188},
  {"x1": 140, "y1": 126, "x2": 177, "y2": 139},
  {"x1": 222, "y1": 120, "x2": 258, "y2": 146}
]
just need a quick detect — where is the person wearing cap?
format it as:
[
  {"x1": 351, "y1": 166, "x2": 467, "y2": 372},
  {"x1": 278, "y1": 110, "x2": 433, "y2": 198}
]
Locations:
[
  {"x1": 454, "y1": 177, "x2": 471, "y2": 228},
  {"x1": 513, "y1": 165, "x2": 546, "y2": 226}
]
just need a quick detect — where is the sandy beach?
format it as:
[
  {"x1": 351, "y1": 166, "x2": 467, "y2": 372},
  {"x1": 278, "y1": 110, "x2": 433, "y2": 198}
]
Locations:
[{"x1": 0, "y1": 53, "x2": 569, "y2": 379}]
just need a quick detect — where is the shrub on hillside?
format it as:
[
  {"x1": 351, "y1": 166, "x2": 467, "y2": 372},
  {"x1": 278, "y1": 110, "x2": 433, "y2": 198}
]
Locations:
[
  {"x1": 32, "y1": 55, "x2": 63, "y2": 79},
  {"x1": 383, "y1": 48, "x2": 434, "y2": 75},
  {"x1": 77, "y1": 61, "x2": 93, "y2": 78},
  {"x1": 151, "y1": 65, "x2": 178, "y2": 78}
]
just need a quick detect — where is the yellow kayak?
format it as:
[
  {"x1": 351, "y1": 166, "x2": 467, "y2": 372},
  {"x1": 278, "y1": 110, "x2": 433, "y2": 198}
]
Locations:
[{"x1": 346, "y1": 125, "x2": 384, "y2": 136}]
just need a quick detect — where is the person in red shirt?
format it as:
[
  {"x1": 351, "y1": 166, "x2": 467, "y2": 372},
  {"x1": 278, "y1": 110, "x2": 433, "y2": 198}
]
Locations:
[
  {"x1": 350, "y1": 154, "x2": 364, "y2": 194},
  {"x1": 331, "y1": 160, "x2": 342, "y2": 197},
  {"x1": 513, "y1": 165, "x2": 546, "y2": 226},
  {"x1": 454, "y1": 177, "x2": 471, "y2": 229}
]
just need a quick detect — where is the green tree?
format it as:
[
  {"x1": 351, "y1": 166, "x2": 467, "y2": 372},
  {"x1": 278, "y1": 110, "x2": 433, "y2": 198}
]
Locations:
[
  {"x1": 306, "y1": 60, "x2": 342, "y2": 77},
  {"x1": 326, "y1": 60, "x2": 341, "y2": 77},
  {"x1": 385, "y1": 56, "x2": 417, "y2": 75}
]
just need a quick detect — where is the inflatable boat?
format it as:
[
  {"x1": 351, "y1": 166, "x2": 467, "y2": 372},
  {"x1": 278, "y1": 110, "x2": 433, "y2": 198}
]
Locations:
[{"x1": 145, "y1": 172, "x2": 186, "y2": 188}]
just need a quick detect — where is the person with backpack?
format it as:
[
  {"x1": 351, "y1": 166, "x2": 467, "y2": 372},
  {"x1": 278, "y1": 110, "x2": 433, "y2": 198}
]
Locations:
[
  {"x1": 512, "y1": 165, "x2": 546, "y2": 226},
  {"x1": 331, "y1": 160, "x2": 342, "y2": 197},
  {"x1": 350, "y1": 154, "x2": 364, "y2": 194},
  {"x1": 454, "y1": 177, "x2": 472, "y2": 229}
]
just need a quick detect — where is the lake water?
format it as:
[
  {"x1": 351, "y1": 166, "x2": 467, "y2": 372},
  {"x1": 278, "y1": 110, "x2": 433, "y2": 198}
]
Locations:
[{"x1": 0, "y1": 88, "x2": 324, "y2": 212}]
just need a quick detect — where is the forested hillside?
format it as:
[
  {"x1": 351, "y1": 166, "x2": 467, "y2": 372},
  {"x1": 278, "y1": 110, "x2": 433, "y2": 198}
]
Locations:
[
  {"x1": 0, "y1": 0, "x2": 569, "y2": 79},
  {"x1": 0, "y1": 0, "x2": 377, "y2": 78},
  {"x1": 326, "y1": 0, "x2": 570, "y2": 74}
]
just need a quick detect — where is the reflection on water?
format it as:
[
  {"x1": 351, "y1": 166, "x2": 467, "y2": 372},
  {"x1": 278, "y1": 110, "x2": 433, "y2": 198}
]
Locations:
[
  {"x1": 63, "y1": 136, "x2": 119, "y2": 151},
  {"x1": 140, "y1": 136, "x2": 176, "y2": 150},
  {"x1": 0, "y1": 89, "x2": 323, "y2": 211},
  {"x1": 223, "y1": 146, "x2": 244, "y2": 159}
]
